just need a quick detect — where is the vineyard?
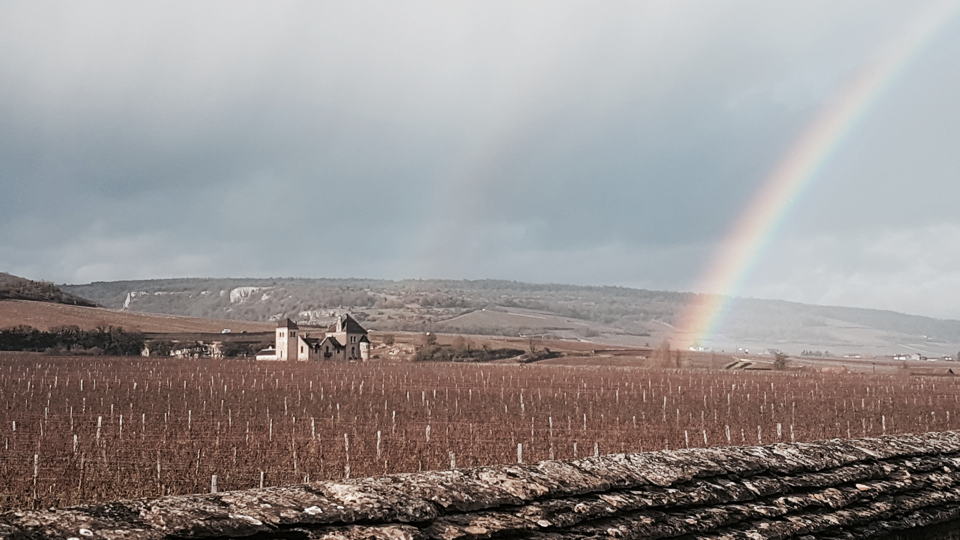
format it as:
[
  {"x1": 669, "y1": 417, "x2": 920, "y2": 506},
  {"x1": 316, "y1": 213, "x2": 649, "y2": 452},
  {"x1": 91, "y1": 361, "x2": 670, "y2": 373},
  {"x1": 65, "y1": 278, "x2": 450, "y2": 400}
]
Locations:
[{"x1": 2, "y1": 353, "x2": 960, "y2": 509}]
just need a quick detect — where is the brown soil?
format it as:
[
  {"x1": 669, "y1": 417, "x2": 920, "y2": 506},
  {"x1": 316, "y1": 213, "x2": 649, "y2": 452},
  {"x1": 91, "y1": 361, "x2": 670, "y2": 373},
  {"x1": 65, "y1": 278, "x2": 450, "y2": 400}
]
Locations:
[{"x1": 0, "y1": 300, "x2": 272, "y2": 333}]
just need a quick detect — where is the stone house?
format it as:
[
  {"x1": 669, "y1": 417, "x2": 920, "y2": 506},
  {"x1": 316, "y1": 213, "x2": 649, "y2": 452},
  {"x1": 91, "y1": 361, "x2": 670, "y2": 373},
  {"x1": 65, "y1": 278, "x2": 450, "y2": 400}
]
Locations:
[{"x1": 262, "y1": 314, "x2": 369, "y2": 362}]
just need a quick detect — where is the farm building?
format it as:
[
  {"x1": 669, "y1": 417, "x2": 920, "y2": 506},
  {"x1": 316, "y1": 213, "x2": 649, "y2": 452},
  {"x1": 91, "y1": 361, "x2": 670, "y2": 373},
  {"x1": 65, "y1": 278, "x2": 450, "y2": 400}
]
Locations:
[
  {"x1": 259, "y1": 314, "x2": 369, "y2": 362},
  {"x1": 254, "y1": 345, "x2": 277, "y2": 360}
]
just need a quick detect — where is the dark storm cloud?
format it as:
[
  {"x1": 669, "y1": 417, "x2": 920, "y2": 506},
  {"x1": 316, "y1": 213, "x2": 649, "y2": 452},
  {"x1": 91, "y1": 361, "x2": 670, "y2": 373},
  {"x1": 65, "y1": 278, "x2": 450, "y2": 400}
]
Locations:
[{"x1": 2, "y1": 1, "x2": 959, "y2": 316}]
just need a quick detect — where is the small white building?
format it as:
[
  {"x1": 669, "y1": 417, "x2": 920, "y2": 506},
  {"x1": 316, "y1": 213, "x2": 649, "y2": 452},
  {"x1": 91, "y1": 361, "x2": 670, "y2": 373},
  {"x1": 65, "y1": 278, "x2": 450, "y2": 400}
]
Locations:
[
  {"x1": 260, "y1": 314, "x2": 370, "y2": 362},
  {"x1": 255, "y1": 345, "x2": 277, "y2": 360}
]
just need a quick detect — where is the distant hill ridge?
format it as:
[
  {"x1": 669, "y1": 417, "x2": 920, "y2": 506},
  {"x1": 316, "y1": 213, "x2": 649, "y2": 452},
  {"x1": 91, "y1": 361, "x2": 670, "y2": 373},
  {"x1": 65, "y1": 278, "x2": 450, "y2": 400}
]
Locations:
[
  {"x1": 63, "y1": 277, "x2": 960, "y2": 355},
  {"x1": 0, "y1": 273, "x2": 97, "y2": 307}
]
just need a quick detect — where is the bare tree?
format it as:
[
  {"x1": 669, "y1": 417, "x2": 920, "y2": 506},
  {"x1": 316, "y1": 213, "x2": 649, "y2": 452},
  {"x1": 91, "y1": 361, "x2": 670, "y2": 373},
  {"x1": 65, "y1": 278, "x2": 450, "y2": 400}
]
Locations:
[
  {"x1": 655, "y1": 340, "x2": 672, "y2": 367},
  {"x1": 773, "y1": 351, "x2": 789, "y2": 370}
]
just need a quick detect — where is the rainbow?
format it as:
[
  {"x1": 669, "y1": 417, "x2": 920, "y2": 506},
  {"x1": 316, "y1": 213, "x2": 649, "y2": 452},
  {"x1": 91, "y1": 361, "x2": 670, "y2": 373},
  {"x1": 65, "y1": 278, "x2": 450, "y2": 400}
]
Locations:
[{"x1": 679, "y1": 0, "x2": 960, "y2": 347}]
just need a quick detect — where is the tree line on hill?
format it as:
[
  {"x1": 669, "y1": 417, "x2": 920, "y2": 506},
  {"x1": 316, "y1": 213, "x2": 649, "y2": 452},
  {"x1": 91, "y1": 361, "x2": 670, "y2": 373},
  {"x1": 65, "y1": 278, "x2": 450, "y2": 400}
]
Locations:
[
  {"x1": 410, "y1": 333, "x2": 556, "y2": 363},
  {"x1": 145, "y1": 339, "x2": 268, "y2": 358},
  {"x1": 413, "y1": 333, "x2": 510, "y2": 362},
  {"x1": 0, "y1": 325, "x2": 144, "y2": 355},
  {"x1": 0, "y1": 272, "x2": 97, "y2": 306}
]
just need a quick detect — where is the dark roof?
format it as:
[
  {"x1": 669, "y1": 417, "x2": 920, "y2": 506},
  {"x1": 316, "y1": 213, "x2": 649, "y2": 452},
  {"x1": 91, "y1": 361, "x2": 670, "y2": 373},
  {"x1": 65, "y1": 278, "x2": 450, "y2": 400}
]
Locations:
[
  {"x1": 326, "y1": 314, "x2": 367, "y2": 334},
  {"x1": 277, "y1": 318, "x2": 298, "y2": 329},
  {"x1": 255, "y1": 347, "x2": 276, "y2": 355},
  {"x1": 340, "y1": 313, "x2": 367, "y2": 334},
  {"x1": 321, "y1": 336, "x2": 344, "y2": 349},
  {"x1": 359, "y1": 335, "x2": 370, "y2": 343},
  {"x1": 304, "y1": 335, "x2": 345, "y2": 350}
]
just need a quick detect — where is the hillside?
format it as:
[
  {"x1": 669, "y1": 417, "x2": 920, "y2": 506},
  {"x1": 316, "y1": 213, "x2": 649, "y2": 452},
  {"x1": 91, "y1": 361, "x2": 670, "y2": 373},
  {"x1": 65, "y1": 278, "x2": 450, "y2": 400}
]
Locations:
[
  {"x1": 0, "y1": 272, "x2": 96, "y2": 306},
  {"x1": 65, "y1": 277, "x2": 960, "y2": 355},
  {"x1": 0, "y1": 300, "x2": 273, "y2": 333}
]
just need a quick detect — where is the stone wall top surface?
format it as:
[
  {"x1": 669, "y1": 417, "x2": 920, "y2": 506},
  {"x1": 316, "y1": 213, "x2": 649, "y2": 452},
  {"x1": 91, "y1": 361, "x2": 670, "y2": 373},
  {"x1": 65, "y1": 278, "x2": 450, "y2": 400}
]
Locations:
[{"x1": 3, "y1": 431, "x2": 960, "y2": 539}]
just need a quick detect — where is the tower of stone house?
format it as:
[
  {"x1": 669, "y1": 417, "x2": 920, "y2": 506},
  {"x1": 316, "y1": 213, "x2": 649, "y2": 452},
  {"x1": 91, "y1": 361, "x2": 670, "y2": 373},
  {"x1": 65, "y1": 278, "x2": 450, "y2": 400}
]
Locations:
[
  {"x1": 275, "y1": 318, "x2": 299, "y2": 361},
  {"x1": 327, "y1": 313, "x2": 368, "y2": 360}
]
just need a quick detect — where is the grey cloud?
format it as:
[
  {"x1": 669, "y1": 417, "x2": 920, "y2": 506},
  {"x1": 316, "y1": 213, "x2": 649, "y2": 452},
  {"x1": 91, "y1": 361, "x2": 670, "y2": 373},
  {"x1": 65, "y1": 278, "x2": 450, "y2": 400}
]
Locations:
[{"x1": 1, "y1": 1, "x2": 958, "y2": 317}]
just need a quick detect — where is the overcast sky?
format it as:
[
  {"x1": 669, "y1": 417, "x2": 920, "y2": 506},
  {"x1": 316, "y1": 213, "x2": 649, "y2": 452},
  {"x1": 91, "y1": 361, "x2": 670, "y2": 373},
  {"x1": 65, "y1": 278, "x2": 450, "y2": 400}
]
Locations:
[{"x1": 2, "y1": 1, "x2": 960, "y2": 318}]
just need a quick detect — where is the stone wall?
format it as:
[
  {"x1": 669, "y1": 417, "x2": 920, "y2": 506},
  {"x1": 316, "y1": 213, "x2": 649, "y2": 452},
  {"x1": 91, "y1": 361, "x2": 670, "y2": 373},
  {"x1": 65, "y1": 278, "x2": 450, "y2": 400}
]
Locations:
[{"x1": 4, "y1": 431, "x2": 960, "y2": 539}]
